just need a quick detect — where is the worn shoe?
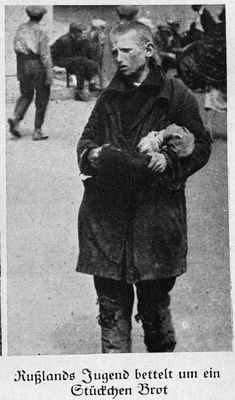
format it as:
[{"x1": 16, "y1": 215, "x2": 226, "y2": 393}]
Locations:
[
  {"x1": 32, "y1": 129, "x2": 48, "y2": 141},
  {"x1": 8, "y1": 118, "x2": 21, "y2": 138},
  {"x1": 74, "y1": 89, "x2": 90, "y2": 102}
]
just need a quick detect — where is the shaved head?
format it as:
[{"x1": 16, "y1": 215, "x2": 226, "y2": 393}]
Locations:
[{"x1": 110, "y1": 21, "x2": 154, "y2": 47}]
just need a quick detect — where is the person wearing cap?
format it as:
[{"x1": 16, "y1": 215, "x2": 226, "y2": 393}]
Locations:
[
  {"x1": 76, "y1": 21, "x2": 211, "y2": 353},
  {"x1": 8, "y1": 6, "x2": 52, "y2": 140},
  {"x1": 51, "y1": 23, "x2": 99, "y2": 101},
  {"x1": 87, "y1": 19, "x2": 106, "y2": 90},
  {"x1": 88, "y1": 19, "x2": 106, "y2": 62}
]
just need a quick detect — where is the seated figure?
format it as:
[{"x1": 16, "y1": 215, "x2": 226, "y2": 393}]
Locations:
[{"x1": 51, "y1": 22, "x2": 99, "y2": 101}]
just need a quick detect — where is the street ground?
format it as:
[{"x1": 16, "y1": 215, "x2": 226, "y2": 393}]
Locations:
[{"x1": 6, "y1": 81, "x2": 231, "y2": 355}]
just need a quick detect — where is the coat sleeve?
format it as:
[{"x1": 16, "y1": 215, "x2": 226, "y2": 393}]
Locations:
[
  {"x1": 39, "y1": 30, "x2": 53, "y2": 84},
  {"x1": 76, "y1": 95, "x2": 105, "y2": 173},
  {"x1": 160, "y1": 80, "x2": 211, "y2": 187},
  {"x1": 50, "y1": 38, "x2": 63, "y2": 63}
]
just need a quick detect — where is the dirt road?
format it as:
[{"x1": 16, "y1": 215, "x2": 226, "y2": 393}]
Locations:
[{"x1": 6, "y1": 97, "x2": 231, "y2": 355}]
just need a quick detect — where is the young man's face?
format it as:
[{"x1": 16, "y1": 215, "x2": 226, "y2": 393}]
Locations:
[{"x1": 110, "y1": 30, "x2": 149, "y2": 79}]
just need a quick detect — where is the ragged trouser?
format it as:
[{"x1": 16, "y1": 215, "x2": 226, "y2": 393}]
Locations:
[
  {"x1": 94, "y1": 276, "x2": 176, "y2": 353},
  {"x1": 14, "y1": 54, "x2": 50, "y2": 130}
]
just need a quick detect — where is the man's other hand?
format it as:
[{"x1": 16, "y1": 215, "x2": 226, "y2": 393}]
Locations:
[
  {"x1": 137, "y1": 130, "x2": 165, "y2": 154},
  {"x1": 87, "y1": 147, "x2": 104, "y2": 169},
  {"x1": 148, "y1": 152, "x2": 167, "y2": 173},
  {"x1": 88, "y1": 144, "x2": 111, "y2": 169}
]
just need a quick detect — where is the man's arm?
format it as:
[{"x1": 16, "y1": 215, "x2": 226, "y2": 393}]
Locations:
[
  {"x1": 77, "y1": 96, "x2": 105, "y2": 174},
  {"x1": 50, "y1": 40, "x2": 59, "y2": 64},
  {"x1": 39, "y1": 30, "x2": 53, "y2": 85},
  {"x1": 13, "y1": 25, "x2": 23, "y2": 53},
  {"x1": 50, "y1": 37, "x2": 66, "y2": 64},
  {"x1": 162, "y1": 82, "x2": 211, "y2": 185}
]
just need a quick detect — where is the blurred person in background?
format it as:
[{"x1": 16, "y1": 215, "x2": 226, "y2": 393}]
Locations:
[
  {"x1": 51, "y1": 22, "x2": 99, "y2": 101},
  {"x1": 8, "y1": 6, "x2": 52, "y2": 140},
  {"x1": 87, "y1": 19, "x2": 106, "y2": 90}
]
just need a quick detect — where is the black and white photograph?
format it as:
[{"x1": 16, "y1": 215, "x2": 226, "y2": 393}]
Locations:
[{"x1": 4, "y1": 1, "x2": 232, "y2": 362}]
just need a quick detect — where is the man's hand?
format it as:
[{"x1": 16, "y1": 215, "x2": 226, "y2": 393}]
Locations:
[
  {"x1": 148, "y1": 152, "x2": 167, "y2": 173},
  {"x1": 87, "y1": 147, "x2": 103, "y2": 169},
  {"x1": 137, "y1": 130, "x2": 165, "y2": 154},
  {"x1": 88, "y1": 144, "x2": 111, "y2": 169}
]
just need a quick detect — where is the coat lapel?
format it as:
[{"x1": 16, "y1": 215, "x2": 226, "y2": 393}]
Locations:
[
  {"x1": 125, "y1": 94, "x2": 161, "y2": 136},
  {"x1": 103, "y1": 64, "x2": 172, "y2": 150},
  {"x1": 104, "y1": 97, "x2": 130, "y2": 149}
]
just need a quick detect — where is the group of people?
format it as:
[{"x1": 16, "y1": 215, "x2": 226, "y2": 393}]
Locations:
[
  {"x1": 7, "y1": 6, "x2": 212, "y2": 354},
  {"x1": 8, "y1": 4, "x2": 225, "y2": 140}
]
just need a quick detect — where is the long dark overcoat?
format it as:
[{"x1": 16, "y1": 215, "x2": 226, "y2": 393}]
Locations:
[{"x1": 76, "y1": 65, "x2": 211, "y2": 283}]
